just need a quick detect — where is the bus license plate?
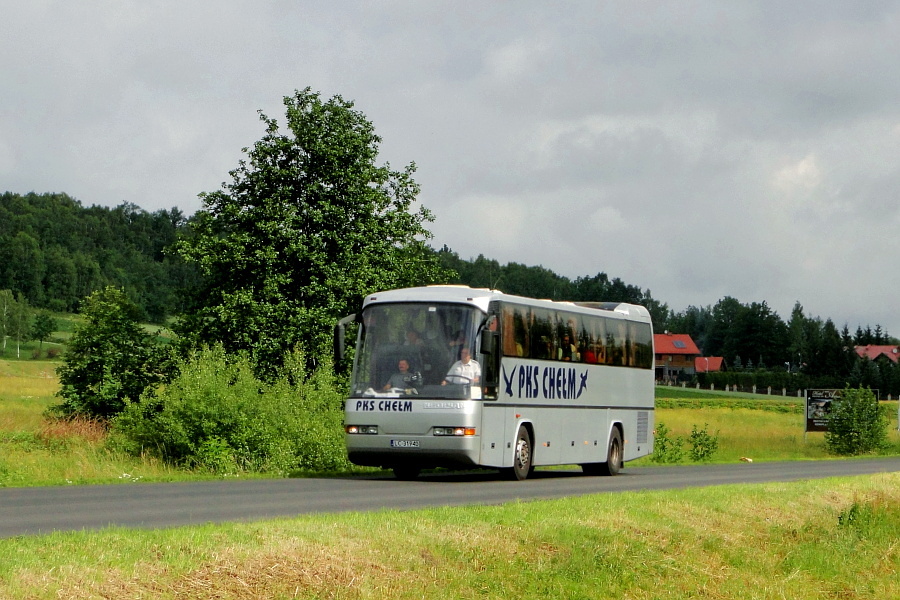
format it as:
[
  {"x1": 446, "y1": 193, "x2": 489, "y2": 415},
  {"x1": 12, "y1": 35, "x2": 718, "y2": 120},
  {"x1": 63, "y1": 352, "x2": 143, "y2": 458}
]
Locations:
[{"x1": 390, "y1": 439, "x2": 419, "y2": 448}]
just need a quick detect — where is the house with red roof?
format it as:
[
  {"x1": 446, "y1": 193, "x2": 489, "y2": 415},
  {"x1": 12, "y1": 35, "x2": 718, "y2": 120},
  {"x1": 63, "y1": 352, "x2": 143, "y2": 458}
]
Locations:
[
  {"x1": 854, "y1": 345, "x2": 900, "y2": 363},
  {"x1": 695, "y1": 356, "x2": 724, "y2": 373},
  {"x1": 654, "y1": 332, "x2": 701, "y2": 381}
]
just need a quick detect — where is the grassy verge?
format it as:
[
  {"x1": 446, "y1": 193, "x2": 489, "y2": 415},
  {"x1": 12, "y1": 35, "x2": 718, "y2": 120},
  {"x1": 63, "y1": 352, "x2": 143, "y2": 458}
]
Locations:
[{"x1": 0, "y1": 473, "x2": 897, "y2": 599}]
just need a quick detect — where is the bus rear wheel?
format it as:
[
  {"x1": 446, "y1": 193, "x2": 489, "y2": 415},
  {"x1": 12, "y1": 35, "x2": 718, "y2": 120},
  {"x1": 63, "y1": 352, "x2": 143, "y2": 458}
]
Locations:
[
  {"x1": 503, "y1": 425, "x2": 534, "y2": 481},
  {"x1": 598, "y1": 428, "x2": 623, "y2": 476}
]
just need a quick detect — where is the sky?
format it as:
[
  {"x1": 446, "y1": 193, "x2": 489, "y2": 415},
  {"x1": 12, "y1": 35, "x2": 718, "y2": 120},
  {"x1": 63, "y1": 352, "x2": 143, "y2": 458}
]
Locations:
[{"x1": 3, "y1": 1, "x2": 900, "y2": 337}]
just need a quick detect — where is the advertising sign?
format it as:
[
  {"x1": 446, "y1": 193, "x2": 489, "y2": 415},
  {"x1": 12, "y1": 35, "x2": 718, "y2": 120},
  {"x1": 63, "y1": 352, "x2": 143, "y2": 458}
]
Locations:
[{"x1": 806, "y1": 389, "x2": 840, "y2": 432}]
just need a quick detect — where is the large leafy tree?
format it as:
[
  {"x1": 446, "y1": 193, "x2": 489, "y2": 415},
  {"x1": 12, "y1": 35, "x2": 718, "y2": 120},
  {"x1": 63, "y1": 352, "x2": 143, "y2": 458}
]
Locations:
[{"x1": 174, "y1": 88, "x2": 449, "y2": 372}]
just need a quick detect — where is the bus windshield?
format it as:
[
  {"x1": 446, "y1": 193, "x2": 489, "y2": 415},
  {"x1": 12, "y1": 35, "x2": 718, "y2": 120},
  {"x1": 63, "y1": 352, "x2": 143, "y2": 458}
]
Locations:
[{"x1": 350, "y1": 302, "x2": 484, "y2": 399}]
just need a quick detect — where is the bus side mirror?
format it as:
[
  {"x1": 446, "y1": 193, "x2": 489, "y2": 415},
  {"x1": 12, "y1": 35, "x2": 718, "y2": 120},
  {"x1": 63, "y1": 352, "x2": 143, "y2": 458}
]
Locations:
[{"x1": 334, "y1": 313, "x2": 356, "y2": 363}]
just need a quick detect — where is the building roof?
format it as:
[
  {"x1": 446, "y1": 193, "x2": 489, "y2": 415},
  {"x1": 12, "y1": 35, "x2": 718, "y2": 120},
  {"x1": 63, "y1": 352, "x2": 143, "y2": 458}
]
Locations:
[
  {"x1": 653, "y1": 333, "x2": 700, "y2": 355},
  {"x1": 854, "y1": 345, "x2": 900, "y2": 363},
  {"x1": 695, "y1": 356, "x2": 724, "y2": 373}
]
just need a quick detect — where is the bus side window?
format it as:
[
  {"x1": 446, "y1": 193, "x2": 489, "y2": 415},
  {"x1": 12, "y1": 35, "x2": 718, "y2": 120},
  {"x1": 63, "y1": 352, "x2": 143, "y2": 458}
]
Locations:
[{"x1": 531, "y1": 308, "x2": 554, "y2": 360}]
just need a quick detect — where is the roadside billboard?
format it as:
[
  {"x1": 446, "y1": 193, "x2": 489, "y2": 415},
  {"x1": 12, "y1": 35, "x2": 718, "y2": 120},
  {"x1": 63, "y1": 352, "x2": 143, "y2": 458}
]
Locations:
[{"x1": 806, "y1": 389, "x2": 840, "y2": 433}]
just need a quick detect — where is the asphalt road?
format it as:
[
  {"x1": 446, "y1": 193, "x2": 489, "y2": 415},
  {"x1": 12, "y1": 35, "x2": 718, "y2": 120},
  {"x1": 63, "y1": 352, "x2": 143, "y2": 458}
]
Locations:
[{"x1": 2, "y1": 457, "x2": 898, "y2": 538}]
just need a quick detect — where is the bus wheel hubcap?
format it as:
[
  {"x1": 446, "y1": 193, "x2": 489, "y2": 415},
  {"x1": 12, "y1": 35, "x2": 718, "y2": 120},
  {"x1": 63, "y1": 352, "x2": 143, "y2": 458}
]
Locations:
[{"x1": 516, "y1": 439, "x2": 529, "y2": 467}]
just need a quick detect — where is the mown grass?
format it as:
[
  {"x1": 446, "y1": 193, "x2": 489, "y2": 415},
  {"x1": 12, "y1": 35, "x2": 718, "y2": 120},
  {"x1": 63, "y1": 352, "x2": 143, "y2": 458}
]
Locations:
[{"x1": 0, "y1": 473, "x2": 897, "y2": 599}]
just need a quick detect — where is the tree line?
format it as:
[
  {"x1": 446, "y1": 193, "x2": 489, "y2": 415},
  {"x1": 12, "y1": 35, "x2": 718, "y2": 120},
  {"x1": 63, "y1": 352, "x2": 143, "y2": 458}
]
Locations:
[{"x1": 665, "y1": 298, "x2": 900, "y2": 397}]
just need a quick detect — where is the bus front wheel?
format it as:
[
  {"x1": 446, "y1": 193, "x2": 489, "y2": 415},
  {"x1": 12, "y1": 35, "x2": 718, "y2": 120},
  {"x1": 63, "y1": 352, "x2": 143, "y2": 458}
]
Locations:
[{"x1": 504, "y1": 425, "x2": 534, "y2": 481}]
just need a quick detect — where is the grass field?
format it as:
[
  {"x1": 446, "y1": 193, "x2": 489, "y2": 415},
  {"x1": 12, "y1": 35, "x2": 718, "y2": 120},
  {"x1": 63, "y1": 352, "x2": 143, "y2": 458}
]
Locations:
[{"x1": 639, "y1": 386, "x2": 900, "y2": 465}]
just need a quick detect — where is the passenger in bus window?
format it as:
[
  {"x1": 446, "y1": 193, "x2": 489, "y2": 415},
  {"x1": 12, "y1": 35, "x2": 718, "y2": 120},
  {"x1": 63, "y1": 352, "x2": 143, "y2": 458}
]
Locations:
[
  {"x1": 581, "y1": 340, "x2": 597, "y2": 363},
  {"x1": 383, "y1": 358, "x2": 421, "y2": 391},
  {"x1": 559, "y1": 334, "x2": 579, "y2": 361},
  {"x1": 442, "y1": 347, "x2": 481, "y2": 385},
  {"x1": 404, "y1": 329, "x2": 425, "y2": 349}
]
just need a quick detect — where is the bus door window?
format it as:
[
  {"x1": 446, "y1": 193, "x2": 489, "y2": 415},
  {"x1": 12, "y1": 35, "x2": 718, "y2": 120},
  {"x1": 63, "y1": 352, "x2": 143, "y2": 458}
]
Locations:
[
  {"x1": 500, "y1": 308, "x2": 518, "y2": 357},
  {"x1": 478, "y1": 311, "x2": 499, "y2": 396}
]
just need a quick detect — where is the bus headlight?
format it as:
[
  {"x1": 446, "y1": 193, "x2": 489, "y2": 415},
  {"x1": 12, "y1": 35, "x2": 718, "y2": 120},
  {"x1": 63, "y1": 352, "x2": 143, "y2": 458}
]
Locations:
[
  {"x1": 433, "y1": 427, "x2": 476, "y2": 436},
  {"x1": 346, "y1": 425, "x2": 378, "y2": 434}
]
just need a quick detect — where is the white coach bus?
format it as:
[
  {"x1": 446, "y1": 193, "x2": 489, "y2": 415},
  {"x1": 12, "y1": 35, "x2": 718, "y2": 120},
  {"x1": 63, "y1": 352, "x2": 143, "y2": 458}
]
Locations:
[{"x1": 335, "y1": 285, "x2": 655, "y2": 480}]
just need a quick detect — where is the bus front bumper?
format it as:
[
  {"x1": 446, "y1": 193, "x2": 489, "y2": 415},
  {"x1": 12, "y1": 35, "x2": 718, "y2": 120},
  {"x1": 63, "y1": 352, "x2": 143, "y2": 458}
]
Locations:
[{"x1": 346, "y1": 434, "x2": 481, "y2": 469}]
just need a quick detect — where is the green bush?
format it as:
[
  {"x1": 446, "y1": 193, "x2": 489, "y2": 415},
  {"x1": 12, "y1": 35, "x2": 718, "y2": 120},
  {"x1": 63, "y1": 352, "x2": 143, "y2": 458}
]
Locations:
[
  {"x1": 824, "y1": 386, "x2": 889, "y2": 456},
  {"x1": 111, "y1": 345, "x2": 352, "y2": 475},
  {"x1": 650, "y1": 422, "x2": 684, "y2": 464},
  {"x1": 687, "y1": 423, "x2": 719, "y2": 462}
]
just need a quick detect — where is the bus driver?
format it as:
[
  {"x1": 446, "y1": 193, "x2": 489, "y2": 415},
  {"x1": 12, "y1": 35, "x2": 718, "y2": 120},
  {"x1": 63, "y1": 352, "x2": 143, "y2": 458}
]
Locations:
[
  {"x1": 383, "y1": 358, "x2": 421, "y2": 391},
  {"x1": 442, "y1": 347, "x2": 481, "y2": 385}
]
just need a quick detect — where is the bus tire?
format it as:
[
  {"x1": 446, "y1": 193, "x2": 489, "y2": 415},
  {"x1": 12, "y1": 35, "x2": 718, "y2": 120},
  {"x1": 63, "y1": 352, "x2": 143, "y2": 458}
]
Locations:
[
  {"x1": 393, "y1": 466, "x2": 421, "y2": 480},
  {"x1": 598, "y1": 428, "x2": 623, "y2": 476},
  {"x1": 503, "y1": 425, "x2": 534, "y2": 481}
]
